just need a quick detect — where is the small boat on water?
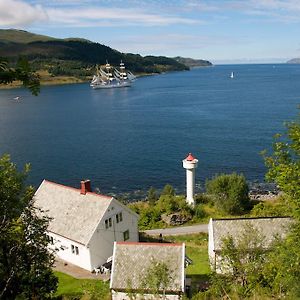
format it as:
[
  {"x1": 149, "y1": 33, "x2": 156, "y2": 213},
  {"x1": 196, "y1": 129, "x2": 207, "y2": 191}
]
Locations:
[
  {"x1": 230, "y1": 72, "x2": 234, "y2": 79},
  {"x1": 13, "y1": 96, "x2": 21, "y2": 100},
  {"x1": 90, "y1": 61, "x2": 136, "y2": 89}
]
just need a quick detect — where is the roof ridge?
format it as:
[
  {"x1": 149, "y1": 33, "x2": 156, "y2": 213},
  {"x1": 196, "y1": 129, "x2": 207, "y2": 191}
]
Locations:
[
  {"x1": 116, "y1": 241, "x2": 184, "y2": 247},
  {"x1": 212, "y1": 216, "x2": 292, "y2": 221},
  {"x1": 43, "y1": 179, "x2": 113, "y2": 200}
]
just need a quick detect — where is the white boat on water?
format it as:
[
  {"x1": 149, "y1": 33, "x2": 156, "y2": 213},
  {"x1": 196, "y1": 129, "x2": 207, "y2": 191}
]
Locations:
[
  {"x1": 230, "y1": 72, "x2": 234, "y2": 79},
  {"x1": 90, "y1": 61, "x2": 136, "y2": 89}
]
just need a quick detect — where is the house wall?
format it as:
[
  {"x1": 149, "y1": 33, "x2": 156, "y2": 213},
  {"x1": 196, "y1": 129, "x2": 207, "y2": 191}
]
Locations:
[
  {"x1": 88, "y1": 199, "x2": 139, "y2": 270},
  {"x1": 208, "y1": 219, "x2": 215, "y2": 270},
  {"x1": 112, "y1": 290, "x2": 182, "y2": 300},
  {"x1": 48, "y1": 232, "x2": 92, "y2": 271}
]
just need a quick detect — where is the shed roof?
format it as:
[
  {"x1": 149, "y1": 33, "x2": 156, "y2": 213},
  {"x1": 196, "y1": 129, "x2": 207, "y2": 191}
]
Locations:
[
  {"x1": 34, "y1": 180, "x2": 113, "y2": 245},
  {"x1": 210, "y1": 217, "x2": 293, "y2": 251},
  {"x1": 110, "y1": 242, "x2": 185, "y2": 293}
]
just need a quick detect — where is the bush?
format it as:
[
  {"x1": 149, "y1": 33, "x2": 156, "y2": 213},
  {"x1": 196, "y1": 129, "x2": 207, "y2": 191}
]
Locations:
[
  {"x1": 195, "y1": 193, "x2": 211, "y2": 205},
  {"x1": 205, "y1": 173, "x2": 250, "y2": 214},
  {"x1": 250, "y1": 199, "x2": 291, "y2": 217},
  {"x1": 194, "y1": 204, "x2": 207, "y2": 220}
]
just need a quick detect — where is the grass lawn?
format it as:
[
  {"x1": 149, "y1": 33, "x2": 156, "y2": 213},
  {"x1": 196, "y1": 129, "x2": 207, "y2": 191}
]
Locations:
[
  {"x1": 54, "y1": 271, "x2": 110, "y2": 299},
  {"x1": 164, "y1": 233, "x2": 210, "y2": 276}
]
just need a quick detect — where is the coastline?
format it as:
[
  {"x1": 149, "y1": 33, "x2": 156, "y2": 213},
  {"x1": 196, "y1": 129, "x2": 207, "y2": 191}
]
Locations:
[{"x1": 0, "y1": 72, "x2": 156, "y2": 90}]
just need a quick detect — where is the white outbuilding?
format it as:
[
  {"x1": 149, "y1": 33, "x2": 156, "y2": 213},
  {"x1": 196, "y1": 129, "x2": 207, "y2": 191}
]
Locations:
[
  {"x1": 110, "y1": 241, "x2": 186, "y2": 300},
  {"x1": 208, "y1": 217, "x2": 293, "y2": 273},
  {"x1": 34, "y1": 179, "x2": 139, "y2": 272}
]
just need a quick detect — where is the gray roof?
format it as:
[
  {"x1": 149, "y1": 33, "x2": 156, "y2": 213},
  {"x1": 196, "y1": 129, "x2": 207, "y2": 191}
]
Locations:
[
  {"x1": 110, "y1": 242, "x2": 185, "y2": 293},
  {"x1": 211, "y1": 217, "x2": 293, "y2": 251},
  {"x1": 34, "y1": 180, "x2": 113, "y2": 245}
]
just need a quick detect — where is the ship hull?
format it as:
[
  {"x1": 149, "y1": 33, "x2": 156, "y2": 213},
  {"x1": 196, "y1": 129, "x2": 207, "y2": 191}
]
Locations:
[{"x1": 91, "y1": 81, "x2": 131, "y2": 89}]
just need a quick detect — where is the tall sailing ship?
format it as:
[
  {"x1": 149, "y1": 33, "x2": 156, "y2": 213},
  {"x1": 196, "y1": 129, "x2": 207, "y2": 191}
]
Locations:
[{"x1": 90, "y1": 61, "x2": 136, "y2": 89}]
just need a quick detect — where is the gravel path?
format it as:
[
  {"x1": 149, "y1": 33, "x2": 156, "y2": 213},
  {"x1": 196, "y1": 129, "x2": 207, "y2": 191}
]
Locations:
[{"x1": 143, "y1": 223, "x2": 208, "y2": 236}]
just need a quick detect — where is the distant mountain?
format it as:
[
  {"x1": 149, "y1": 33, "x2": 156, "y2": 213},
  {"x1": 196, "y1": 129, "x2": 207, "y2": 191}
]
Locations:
[
  {"x1": 0, "y1": 29, "x2": 189, "y2": 82},
  {"x1": 173, "y1": 56, "x2": 212, "y2": 68},
  {"x1": 286, "y1": 58, "x2": 300, "y2": 64}
]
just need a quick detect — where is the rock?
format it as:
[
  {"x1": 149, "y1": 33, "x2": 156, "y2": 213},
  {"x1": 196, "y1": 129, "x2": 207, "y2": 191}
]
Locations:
[{"x1": 162, "y1": 212, "x2": 191, "y2": 226}]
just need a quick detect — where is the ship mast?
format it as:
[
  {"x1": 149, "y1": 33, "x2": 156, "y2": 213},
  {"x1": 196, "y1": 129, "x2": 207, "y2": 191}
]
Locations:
[{"x1": 119, "y1": 60, "x2": 128, "y2": 81}]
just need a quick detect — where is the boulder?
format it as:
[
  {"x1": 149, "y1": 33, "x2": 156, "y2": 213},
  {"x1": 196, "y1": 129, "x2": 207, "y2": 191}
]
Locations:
[{"x1": 162, "y1": 212, "x2": 191, "y2": 226}]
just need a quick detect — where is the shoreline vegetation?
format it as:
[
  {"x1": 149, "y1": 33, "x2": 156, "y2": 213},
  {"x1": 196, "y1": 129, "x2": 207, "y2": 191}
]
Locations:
[{"x1": 0, "y1": 70, "x2": 163, "y2": 90}]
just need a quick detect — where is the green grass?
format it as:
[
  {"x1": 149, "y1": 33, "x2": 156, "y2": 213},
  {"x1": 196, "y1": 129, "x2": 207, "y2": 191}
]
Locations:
[
  {"x1": 54, "y1": 271, "x2": 110, "y2": 299},
  {"x1": 163, "y1": 233, "x2": 211, "y2": 276}
]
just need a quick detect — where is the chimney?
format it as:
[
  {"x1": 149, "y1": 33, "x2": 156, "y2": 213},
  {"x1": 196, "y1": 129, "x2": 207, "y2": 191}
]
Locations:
[{"x1": 80, "y1": 179, "x2": 91, "y2": 195}]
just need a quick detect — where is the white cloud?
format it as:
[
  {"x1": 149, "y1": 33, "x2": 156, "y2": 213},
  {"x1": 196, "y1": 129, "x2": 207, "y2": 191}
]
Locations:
[
  {"x1": 224, "y1": 0, "x2": 300, "y2": 22},
  {"x1": 0, "y1": 0, "x2": 48, "y2": 27},
  {"x1": 45, "y1": 7, "x2": 200, "y2": 27}
]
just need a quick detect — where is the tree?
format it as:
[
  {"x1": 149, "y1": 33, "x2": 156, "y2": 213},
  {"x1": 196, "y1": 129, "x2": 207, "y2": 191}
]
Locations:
[
  {"x1": 0, "y1": 154, "x2": 57, "y2": 299},
  {"x1": 147, "y1": 186, "x2": 158, "y2": 205},
  {"x1": 263, "y1": 111, "x2": 300, "y2": 219},
  {"x1": 262, "y1": 111, "x2": 300, "y2": 298},
  {"x1": 205, "y1": 173, "x2": 250, "y2": 214},
  {"x1": 204, "y1": 225, "x2": 270, "y2": 299},
  {"x1": 161, "y1": 184, "x2": 176, "y2": 196},
  {"x1": 142, "y1": 260, "x2": 173, "y2": 298},
  {"x1": 0, "y1": 57, "x2": 40, "y2": 95}
]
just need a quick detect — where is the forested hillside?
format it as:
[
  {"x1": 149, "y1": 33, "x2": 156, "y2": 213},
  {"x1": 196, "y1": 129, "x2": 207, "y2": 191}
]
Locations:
[{"x1": 0, "y1": 29, "x2": 190, "y2": 83}]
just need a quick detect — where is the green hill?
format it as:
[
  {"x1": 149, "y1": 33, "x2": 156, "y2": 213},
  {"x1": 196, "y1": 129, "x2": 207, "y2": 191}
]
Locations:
[
  {"x1": 0, "y1": 29, "x2": 189, "y2": 84},
  {"x1": 174, "y1": 56, "x2": 212, "y2": 67},
  {"x1": 0, "y1": 29, "x2": 57, "y2": 44}
]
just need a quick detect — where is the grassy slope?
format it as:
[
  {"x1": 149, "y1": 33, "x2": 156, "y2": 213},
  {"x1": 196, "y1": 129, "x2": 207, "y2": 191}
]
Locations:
[
  {"x1": 163, "y1": 233, "x2": 210, "y2": 276},
  {"x1": 0, "y1": 29, "x2": 56, "y2": 44},
  {"x1": 54, "y1": 271, "x2": 110, "y2": 299}
]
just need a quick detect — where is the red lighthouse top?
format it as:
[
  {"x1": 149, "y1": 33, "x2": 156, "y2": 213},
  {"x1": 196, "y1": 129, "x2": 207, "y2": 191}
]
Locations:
[{"x1": 185, "y1": 153, "x2": 196, "y2": 161}]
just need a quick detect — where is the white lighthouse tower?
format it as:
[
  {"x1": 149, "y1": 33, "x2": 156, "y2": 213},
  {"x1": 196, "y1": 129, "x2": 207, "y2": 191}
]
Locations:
[{"x1": 182, "y1": 153, "x2": 198, "y2": 206}]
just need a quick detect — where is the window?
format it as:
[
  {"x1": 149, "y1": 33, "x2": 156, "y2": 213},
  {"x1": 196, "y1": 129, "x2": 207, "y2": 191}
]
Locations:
[
  {"x1": 47, "y1": 235, "x2": 54, "y2": 245},
  {"x1": 105, "y1": 217, "x2": 112, "y2": 229},
  {"x1": 116, "y1": 212, "x2": 123, "y2": 223},
  {"x1": 123, "y1": 230, "x2": 129, "y2": 241},
  {"x1": 71, "y1": 244, "x2": 79, "y2": 255}
]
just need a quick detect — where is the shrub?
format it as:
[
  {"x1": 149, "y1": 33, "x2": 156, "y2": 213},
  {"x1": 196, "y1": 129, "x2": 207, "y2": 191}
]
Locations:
[
  {"x1": 205, "y1": 173, "x2": 250, "y2": 214},
  {"x1": 194, "y1": 204, "x2": 207, "y2": 220}
]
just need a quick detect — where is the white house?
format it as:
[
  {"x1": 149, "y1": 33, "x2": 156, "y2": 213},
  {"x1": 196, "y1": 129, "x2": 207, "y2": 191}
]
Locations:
[
  {"x1": 110, "y1": 241, "x2": 186, "y2": 300},
  {"x1": 34, "y1": 179, "x2": 139, "y2": 272},
  {"x1": 208, "y1": 217, "x2": 293, "y2": 273}
]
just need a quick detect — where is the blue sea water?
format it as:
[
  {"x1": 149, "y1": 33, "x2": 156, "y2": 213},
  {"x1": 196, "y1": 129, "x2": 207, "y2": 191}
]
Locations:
[{"x1": 0, "y1": 64, "x2": 299, "y2": 197}]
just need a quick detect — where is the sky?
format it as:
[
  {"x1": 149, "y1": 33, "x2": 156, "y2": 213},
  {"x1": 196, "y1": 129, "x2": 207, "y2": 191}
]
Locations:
[{"x1": 0, "y1": 0, "x2": 300, "y2": 64}]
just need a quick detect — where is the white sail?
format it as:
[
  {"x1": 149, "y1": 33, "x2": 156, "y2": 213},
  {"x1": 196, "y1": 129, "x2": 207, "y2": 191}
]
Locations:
[
  {"x1": 90, "y1": 60, "x2": 134, "y2": 89},
  {"x1": 127, "y1": 71, "x2": 136, "y2": 81}
]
